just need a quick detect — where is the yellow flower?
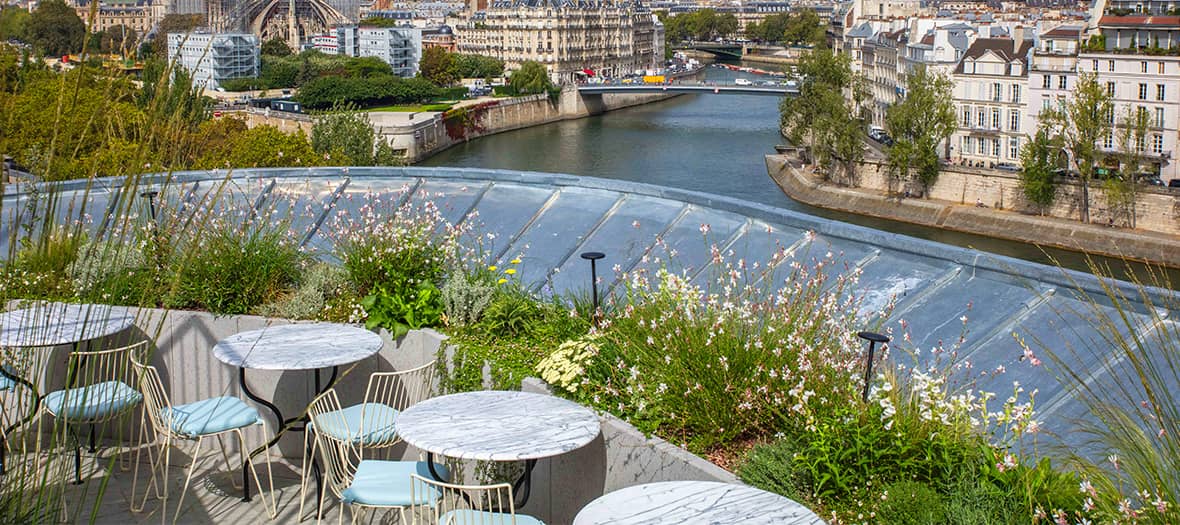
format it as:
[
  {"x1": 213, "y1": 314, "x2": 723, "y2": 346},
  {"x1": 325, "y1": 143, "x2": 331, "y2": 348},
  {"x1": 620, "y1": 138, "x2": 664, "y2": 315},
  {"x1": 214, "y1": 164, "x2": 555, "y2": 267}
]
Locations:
[
  {"x1": 488, "y1": 265, "x2": 498, "y2": 271},
  {"x1": 504, "y1": 268, "x2": 516, "y2": 275},
  {"x1": 497, "y1": 278, "x2": 508, "y2": 284},
  {"x1": 510, "y1": 258, "x2": 521, "y2": 264}
]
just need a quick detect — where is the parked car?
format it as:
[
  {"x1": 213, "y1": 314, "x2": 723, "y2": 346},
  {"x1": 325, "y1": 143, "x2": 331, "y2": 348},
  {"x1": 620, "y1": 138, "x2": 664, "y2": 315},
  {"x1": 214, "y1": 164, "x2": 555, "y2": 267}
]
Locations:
[
  {"x1": 1169, "y1": 179, "x2": 1180, "y2": 188},
  {"x1": 995, "y1": 162, "x2": 1021, "y2": 172},
  {"x1": 734, "y1": 78, "x2": 752, "y2": 86}
]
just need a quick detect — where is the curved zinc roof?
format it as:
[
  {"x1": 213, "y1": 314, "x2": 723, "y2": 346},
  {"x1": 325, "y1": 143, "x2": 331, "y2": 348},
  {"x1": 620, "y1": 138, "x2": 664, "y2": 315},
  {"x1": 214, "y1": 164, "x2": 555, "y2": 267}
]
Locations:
[{"x1": 3, "y1": 167, "x2": 1174, "y2": 453}]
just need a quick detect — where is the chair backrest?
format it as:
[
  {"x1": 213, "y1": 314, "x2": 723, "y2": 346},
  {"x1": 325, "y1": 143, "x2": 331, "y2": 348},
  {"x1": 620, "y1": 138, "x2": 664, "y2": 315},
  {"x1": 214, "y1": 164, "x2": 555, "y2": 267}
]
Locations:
[
  {"x1": 61, "y1": 340, "x2": 148, "y2": 422},
  {"x1": 360, "y1": 359, "x2": 437, "y2": 448},
  {"x1": 128, "y1": 350, "x2": 172, "y2": 437},
  {"x1": 308, "y1": 388, "x2": 361, "y2": 501},
  {"x1": 409, "y1": 474, "x2": 518, "y2": 525}
]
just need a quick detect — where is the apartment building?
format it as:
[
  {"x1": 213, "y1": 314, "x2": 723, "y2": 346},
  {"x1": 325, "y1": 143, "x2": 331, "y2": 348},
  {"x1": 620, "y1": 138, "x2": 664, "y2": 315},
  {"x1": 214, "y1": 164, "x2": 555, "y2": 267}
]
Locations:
[
  {"x1": 452, "y1": 0, "x2": 663, "y2": 84},
  {"x1": 949, "y1": 37, "x2": 1033, "y2": 167},
  {"x1": 311, "y1": 25, "x2": 423, "y2": 77},
  {"x1": 863, "y1": 28, "x2": 907, "y2": 125},
  {"x1": 74, "y1": 0, "x2": 164, "y2": 34},
  {"x1": 166, "y1": 32, "x2": 259, "y2": 90}
]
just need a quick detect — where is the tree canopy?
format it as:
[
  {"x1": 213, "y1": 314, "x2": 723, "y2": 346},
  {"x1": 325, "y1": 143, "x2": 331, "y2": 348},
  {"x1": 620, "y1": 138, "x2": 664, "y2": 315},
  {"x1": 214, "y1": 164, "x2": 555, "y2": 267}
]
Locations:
[
  {"x1": 295, "y1": 74, "x2": 440, "y2": 110},
  {"x1": 311, "y1": 104, "x2": 401, "y2": 166},
  {"x1": 509, "y1": 61, "x2": 553, "y2": 95},
  {"x1": 27, "y1": 0, "x2": 85, "y2": 56},
  {"x1": 1038, "y1": 72, "x2": 1114, "y2": 223},
  {"x1": 885, "y1": 65, "x2": 956, "y2": 192},
  {"x1": 455, "y1": 54, "x2": 504, "y2": 79},
  {"x1": 0, "y1": 7, "x2": 30, "y2": 43},
  {"x1": 745, "y1": 10, "x2": 826, "y2": 46},
  {"x1": 780, "y1": 48, "x2": 865, "y2": 183},
  {"x1": 419, "y1": 46, "x2": 459, "y2": 86},
  {"x1": 1018, "y1": 127, "x2": 1060, "y2": 213},
  {"x1": 261, "y1": 37, "x2": 292, "y2": 57},
  {"x1": 662, "y1": 9, "x2": 740, "y2": 43}
]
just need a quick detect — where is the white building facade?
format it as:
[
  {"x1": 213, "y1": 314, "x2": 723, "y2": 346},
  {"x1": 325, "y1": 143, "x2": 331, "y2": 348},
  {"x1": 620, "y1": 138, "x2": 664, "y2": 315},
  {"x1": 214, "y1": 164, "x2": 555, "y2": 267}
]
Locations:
[
  {"x1": 950, "y1": 37, "x2": 1033, "y2": 167},
  {"x1": 311, "y1": 25, "x2": 423, "y2": 77},
  {"x1": 166, "y1": 32, "x2": 259, "y2": 90}
]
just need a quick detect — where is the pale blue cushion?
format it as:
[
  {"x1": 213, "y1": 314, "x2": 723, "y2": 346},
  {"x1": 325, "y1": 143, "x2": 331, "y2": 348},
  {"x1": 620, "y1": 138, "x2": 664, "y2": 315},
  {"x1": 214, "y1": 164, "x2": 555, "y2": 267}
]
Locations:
[
  {"x1": 439, "y1": 510, "x2": 545, "y2": 525},
  {"x1": 341, "y1": 460, "x2": 449, "y2": 507},
  {"x1": 162, "y1": 396, "x2": 261, "y2": 437},
  {"x1": 315, "y1": 402, "x2": 400, "y2": 446},
  {"x1": 45, "y1": 381, "x2": 142, "y2": 421}
]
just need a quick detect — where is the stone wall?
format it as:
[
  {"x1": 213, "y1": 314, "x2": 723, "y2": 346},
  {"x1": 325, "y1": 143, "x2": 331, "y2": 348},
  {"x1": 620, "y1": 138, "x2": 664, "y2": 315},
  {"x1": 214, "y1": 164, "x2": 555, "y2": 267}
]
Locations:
[
  {"x1": 853, "y1": 159, "x2": 1180, "y2": 236},
  {"x1": 234, "y1": 109, "x2": 313, "y2": 135}
]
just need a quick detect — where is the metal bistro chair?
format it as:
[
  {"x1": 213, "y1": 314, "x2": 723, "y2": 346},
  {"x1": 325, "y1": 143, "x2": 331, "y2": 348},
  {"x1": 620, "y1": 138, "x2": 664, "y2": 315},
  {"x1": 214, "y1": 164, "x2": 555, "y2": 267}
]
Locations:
[
  {"x1": 43, "y1": 340, "x2": 146, "y2": 485},
  {"x1": 409, "y1": 474, "x2": 545, "y2": 525},
  {"x1": 300, "y1": 360, "x2": 437, "y2": 517},
  {"x1": 308, "y1": 388, "x2": 449, "y2": 524},
  {"x1": 129, "y1": 352, "x2": 277, "y2": 523}
]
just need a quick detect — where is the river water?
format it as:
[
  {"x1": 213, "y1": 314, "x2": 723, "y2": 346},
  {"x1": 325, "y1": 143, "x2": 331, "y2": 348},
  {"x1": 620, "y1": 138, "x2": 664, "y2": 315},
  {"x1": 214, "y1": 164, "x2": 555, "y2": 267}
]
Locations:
[{"x1": 423, "y1": 62, "x2": 1173, "y2": 283}]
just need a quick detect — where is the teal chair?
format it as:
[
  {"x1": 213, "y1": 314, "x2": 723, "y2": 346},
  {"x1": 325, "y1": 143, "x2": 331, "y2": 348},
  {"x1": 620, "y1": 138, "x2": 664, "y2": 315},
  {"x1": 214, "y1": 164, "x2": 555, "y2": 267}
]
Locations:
[
  {"x1": 409, "y1": 474, "x2": 545, "y2": 525},
  {"x1": 129, "y1": 353, "x2": 276, "y2": 523},
  {"x1": 43, "y1": 341, "x2": 146, "y2": 485},
  {"x1": 308, "y1": 388, "x2": 449, "y2": 524}
]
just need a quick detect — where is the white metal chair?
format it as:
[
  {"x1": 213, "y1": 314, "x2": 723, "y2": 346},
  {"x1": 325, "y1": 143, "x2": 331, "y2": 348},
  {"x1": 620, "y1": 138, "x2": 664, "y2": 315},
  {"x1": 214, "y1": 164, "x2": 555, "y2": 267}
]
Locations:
[
  {"x1": 300, "y1": 361, "x2": 437, "y2": 517},
  {"x1": 129, "y1": 352, "x2": 277, "y2": 523},
  {"x1": 43, "y1": 340, "x2": 146, "y2": 485},
  {"x1": 408, "y1": 474, "x2": 545, "y2": 525},
  {"x1": 307, "y1": 388, "x2": 449, "y2": 524}
]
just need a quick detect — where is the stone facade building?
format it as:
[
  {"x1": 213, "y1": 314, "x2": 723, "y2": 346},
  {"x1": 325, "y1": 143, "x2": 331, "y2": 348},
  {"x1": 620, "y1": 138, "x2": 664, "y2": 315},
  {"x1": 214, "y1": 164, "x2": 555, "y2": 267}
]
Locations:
[
  {"x1": 950, "y1": 37, "x2": 1033, "y2": 167},
  {"x1": 452, "y1": 0, "x2": 664, "y2": 84}
]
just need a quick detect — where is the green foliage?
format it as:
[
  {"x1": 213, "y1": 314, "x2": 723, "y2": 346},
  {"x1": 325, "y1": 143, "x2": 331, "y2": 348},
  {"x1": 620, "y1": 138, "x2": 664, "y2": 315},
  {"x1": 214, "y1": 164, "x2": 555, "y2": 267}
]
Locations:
[
  {"x1": 441, "y1": 271, "x2": 497, "y2": 326},
  {"x1": 147, "y1": 14, "x2": 204, "y2": 57},
  {"x1": 0, "y1": 7, "x2": 30, "y2": 43},
  {"x1": 942, "y1": 467, "x2": 1026, "y2": 525},
  {"x1": 311, "y1": 103, "x2": 402, "y2": 166},
  {"x1": 67, "y1": 239, "x2": 153, "y2": 304},
  {"x1": 1039, "y1": 72, "x2": 1114, "y2": 222},
  {"x1": 509, "y1": 61, "x2": 553, "y2": 96},
  {"x1": 661, "y1": 9, "x2": 739, "y2": 43},
  {"x1": 257, "y1": 262, "x2": 352, "y2": 320},
  {"x1": 261, "y1": 37, "x2": 292, "y2": 57},
  {"x1": 745, "y1": 10, "x2": 825, "y2": 46},
  {"x1": 454, "y1": 54, "x2": 504, "y2": 79},
  {"x1": 358, "y1": 16, "x2": 403, "y2": 27},
  {"x1": 295, "y1": 74, "x2": 441, "y2": 110},
  {"x1": 737, "y1": 438, "x2": 811, "y2": 501},
  {"x1": 196, "y1": 125, "x2": 326, "y2": 168},
  {"x1": 27, "y1": 0, "x2": 84, "y2": 56},
  {"x1": 0, "y1": 227, "x2": 83, "y2": 301},
  {"x1": 886, "y1": 65, "x2": 957, "y2": 192},
  {"x1": 780, "y1": 48, "x2": 865, "y2": 183},
  {"x1": 978, "y1": 448, "x2": 1083, "y2": 519},
  {"x1": 420, "y1": 46, "x2": 459, "y2": 87},
  {"x1": 362, "y1": 281, "x2": 444, "y2": 338},
  {"x1": 877, "y1": 481, "x2": 947, "y2": 525},
  {"x1": 480, "y1": 287, "x2": 543, "y2": 336},
  {"x1": 169, "y1": 222, "x2": 305, "y2": 315},
  {"x1": 1019, "y1": 128, "x2": 1060, "y2": 212}
]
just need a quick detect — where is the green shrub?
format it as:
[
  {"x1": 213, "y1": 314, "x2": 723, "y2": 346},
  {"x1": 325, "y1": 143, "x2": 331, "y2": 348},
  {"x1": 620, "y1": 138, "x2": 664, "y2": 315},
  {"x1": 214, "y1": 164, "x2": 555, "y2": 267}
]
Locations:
[
  {"x1": 877, "y1": 480, "x2": 947, "y2": 525},
  {"x1": 441, "y1": 272, "x2": 496, "y2": 327},
  {"x1": 737, "y1": 437, "x2": 811, "y2": 502},
  {"x1": 256, "y1": 262, "x2": 351, "y2": 320},
  {"x1": 67, "y1": 239, "x2": 153, "y2": 305},
  {"x1": 169, "y1": 222, "x2": 304, "y2": 315},
  {"x1": 943, "y1": 466, "x2": 1025, "y2": 525},
  {"x1": 1, "y1": 227, "x2": 83, "y2": 301},
  {"x1": 479, "y1": 287, "x2": 542, "y2": 336},
  {"x1": 362, "y1": 280, "x2": 443, "y2": 338}
]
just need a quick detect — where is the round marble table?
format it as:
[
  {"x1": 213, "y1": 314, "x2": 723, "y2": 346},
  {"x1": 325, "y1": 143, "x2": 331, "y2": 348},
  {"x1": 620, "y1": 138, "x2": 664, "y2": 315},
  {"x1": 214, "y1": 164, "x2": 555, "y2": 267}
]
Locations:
[
  {"x1": 573, "y1": 481, "x2": 827, "y2": 525},
  {"x1": 212, "y1": 323, "x2": 383, "y2": 501},
  {"x1": 0, "y1": 303, "x2": 136, "y2": 473},
  {"x1": 397, "y1": 390, "x2": 601, "y2": 505}
]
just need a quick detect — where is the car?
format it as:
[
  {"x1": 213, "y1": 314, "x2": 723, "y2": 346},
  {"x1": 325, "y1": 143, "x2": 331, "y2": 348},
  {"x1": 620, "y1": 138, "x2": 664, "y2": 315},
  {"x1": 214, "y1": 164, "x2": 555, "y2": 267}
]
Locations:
[
  {"x1": 1169, "y1": 179, "x2": 1180, "y2": 188},
  {"x1": 734, "y1": 78, "x2": 752, "y2": 86},
  {"x1": 995, "y1": 163, "x2": 1021, "y2": 172}
]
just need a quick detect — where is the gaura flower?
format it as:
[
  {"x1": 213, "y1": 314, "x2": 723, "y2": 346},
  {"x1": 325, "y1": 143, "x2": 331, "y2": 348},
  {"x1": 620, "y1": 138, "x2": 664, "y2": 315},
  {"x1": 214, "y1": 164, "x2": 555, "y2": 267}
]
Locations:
[{"x1": 504, "y1": 268, "x2": 516, "y2": 275}]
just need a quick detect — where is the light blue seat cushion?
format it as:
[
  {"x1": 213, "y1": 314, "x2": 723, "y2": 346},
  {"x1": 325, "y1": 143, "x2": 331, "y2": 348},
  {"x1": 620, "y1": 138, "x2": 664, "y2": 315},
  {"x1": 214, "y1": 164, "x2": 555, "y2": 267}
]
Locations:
[
  {"x1": 45, "y1": 380, "x2": 143, "y2": 421},
  {"x1": 439, "y1": 510, "x2": 545, "y2": 525},
  {"x1": 314, "y1": 402, "x2": 399, "y2": 446},
  {"x1": 341, "y1": 460, "x2": 450, "y2": 507},
  {"x1": 162, "y1": 396, "x2": 261, "y2": 437}
]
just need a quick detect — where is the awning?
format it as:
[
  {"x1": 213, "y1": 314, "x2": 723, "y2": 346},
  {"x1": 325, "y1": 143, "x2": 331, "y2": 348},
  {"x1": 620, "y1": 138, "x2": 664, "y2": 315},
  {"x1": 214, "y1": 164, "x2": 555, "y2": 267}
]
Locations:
[{"x1": 582, "y1": 68, "x2": 595, "y2": 76}]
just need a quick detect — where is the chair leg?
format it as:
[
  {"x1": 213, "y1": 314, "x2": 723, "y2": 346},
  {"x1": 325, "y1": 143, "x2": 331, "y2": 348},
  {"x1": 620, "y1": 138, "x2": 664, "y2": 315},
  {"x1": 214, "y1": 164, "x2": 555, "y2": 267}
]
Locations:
[
  {"x1": 216, "y1": 433, "x2": 243, "y2": 490},
  {"x1": 88, "y1": 424, "x2": 97, "y2": 453},
  {"x1": 72, "y1": 442, "x2": 82, "y2": 485},
  {"x1": 299, "y1": 427, "x2": 317, "y2": 520},
  {"x1": 236, "y1": 427, "x2": 276, "y2": 519},
  {"x1": 172, "y1": 436, "x2": 206, "y2": 525}
]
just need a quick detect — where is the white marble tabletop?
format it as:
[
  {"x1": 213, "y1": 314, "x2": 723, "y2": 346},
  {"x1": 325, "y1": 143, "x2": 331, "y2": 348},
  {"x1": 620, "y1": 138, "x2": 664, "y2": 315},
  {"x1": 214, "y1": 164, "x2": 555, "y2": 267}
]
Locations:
[
  {"x1": 0, "y1": 303, "x2": 136, "y2": 348},
  {"x1": 573, "y1": 481, "x2": 826, "y2": 525},
  {"x1": 212, "y1": 323, "x2": 383, "y2": 370},
  {"x1": 396, "y1": 390, "x2": 601, "y2": 461}
]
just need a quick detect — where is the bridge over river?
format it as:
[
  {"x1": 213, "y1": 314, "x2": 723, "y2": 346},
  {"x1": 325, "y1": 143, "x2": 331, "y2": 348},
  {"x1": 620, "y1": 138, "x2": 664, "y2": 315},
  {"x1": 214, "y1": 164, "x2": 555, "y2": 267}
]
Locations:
[{"x1": 577, "y1": 81, "x2": 798, "y2": 97}]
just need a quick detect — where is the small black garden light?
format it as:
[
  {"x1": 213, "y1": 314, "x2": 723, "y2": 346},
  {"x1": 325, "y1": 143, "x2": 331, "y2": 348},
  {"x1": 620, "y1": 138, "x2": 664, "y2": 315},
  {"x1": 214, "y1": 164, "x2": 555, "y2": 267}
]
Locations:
[
  {"x1": 140, "y1": 190, "x2": 159, "y2": 221},
  {"x1": 857, "y1": 331, "x2": 890, "y2": 402},
  {"x1": 580, "y1": 251, "x2": 605, "y2": 325}
]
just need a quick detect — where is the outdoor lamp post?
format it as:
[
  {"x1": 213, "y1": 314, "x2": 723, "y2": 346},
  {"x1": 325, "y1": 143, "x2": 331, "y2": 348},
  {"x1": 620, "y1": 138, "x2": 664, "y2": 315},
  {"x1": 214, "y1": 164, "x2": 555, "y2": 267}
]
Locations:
[
  {"x1": 139, "y1": 190, "x2": 159, "y2": 220},
  {"x1": 580, "y1": 251, "x2": 605, "y2": 326},
  {"x1": 857, "y1": 331, "x2": 890, "y2": 402}
]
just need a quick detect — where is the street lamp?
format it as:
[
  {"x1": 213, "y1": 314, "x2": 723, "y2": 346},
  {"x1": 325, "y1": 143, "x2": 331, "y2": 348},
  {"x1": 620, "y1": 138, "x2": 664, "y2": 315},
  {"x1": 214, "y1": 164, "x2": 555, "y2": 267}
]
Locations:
[
  {"x1": 857, "y1": 331, "x2": 890, "y2": 402},
  {"x1": 580, "y1": 251, "x2": 605, "y2": 326}
]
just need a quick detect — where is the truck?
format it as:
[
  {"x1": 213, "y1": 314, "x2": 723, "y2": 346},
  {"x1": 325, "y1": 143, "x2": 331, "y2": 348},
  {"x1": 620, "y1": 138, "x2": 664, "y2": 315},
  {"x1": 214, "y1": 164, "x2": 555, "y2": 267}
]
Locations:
[{"x1": 643, "y1": 75, "x2": 666, "y2": 84}]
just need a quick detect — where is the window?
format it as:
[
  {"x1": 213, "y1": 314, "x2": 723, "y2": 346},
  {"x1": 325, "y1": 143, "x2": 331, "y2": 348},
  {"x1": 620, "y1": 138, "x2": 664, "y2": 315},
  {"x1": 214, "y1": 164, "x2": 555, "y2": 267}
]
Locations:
[
  {"x1": 1009, "y1": 109, "x2": 1020, "y2": 131},
  {"x1": 1158, "y1": 84, "x2": 1166, "y2": 101},
  {"x1": 961, "y1": 106, "x2": 971, "y2": 126},
  {"x1": 1160, "y1": 62, "x2": 1166, "y2": 74},
  {"x1": 993, "y1": 82, "x2": 1002, "y2": 101},
  {"x1": 1059, "y1": 76, "x2": 1067, "y2": 89},
  {"x1": 992, "y1": 108, "x2": 1001, "y2": 129},
  {"x1": 978, "y1": 137, "x2": 986, "y2": 154},
  {"x1": 1042, "y1": 74, "x2": 1051, "y2": 89},
  {"x1": 1108, "y1": 60, "x2": 1115, "y2": 72},
  {"x1": 1042, "y1": 97, "x2": 1051, "y2": 110},
  {"x1": 1141, "y1": 61, "x2": 1148, "y2": 73},
  {"x1": 1139, "y1": 83, "x2": 1148, "y2": 100},
  {"x1": 962, "y1": 136, "x2": 972, "y2": 154},
  {"x1": 1106, "y1": 108, "x2": 1115, "y2": 125},
  {"x1": 1137, "y1": 135, "x2": 1146, "y2": 152},
  {"x1": 992, "y1": 138, "x2": 1001, "y2": 157},
  {"x1": 1153, "y1": 134, "x2": 1164, "y2": 154},
  {"x1": 978, "y1": 109, "x2": 986, "y2": 128},
  {"x1": 1104, "y1": 133, "x2": 1113, "y2": 149},
  {"x1": 1157, "y1": 107, "x2": 1165, "y2": 128},
  {"x1": 1107, "y1": 82, "x2": 1116, "y2": 97},
  {"x1": 1092, "y1": 59, "x2": 1099, "y2": 71},
  {"x1": 1009, "y1": 138, "x2": 1019, "y2": 159},
  {"x1": 1011, "y1": 84, "x2": 1021, "y2": 103}
]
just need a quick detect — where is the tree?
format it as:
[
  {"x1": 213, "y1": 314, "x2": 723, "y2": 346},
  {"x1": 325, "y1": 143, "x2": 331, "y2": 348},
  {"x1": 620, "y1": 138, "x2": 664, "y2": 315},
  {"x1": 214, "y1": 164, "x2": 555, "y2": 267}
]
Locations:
[
  {"x1": 0, "y1": 7, "x2": 30, "y2": 43},
  {"x1": 1109, "y1": 106, "x2": 1151, "y2": 227},
  {"x1": 1040, "y1": 72, "x2": 1114, "y2": 223},
  {"x1": 196, "y1": 125, "x2": 325, "y2": 169},
  {"x1": 885, "y1": 65, "x2": 956, "y2": 193},
  {"x1": 310, "y1": 104, "x2": 401, "y2": 166},
  {"x1": 1018, "y1": 127, "x2": 1060, "y2": 214},
  {"x1": 780, "y1": 48, "x2": 864, "y2": 183},
  {"x1": 261, "y1": 37, "x2": 292, "y2": 57},
  {"x1": 149, "y1": 13, "x2": 204, "y2": 57},
  {"x1": 509, "y1": 60, "x2": 553, "y2": 95},
  {"x1": 783, "y1": 9, "x2": 826, "y2": 47},
  {"x1": 454, "y1": 54, "x2": 504, "y2": 79},
  {"x1": 419, "y1": 46, "x2": 458, "y2": 87},
  {"x1": 26, "y1": 0, "x2": 85, "y2": 56},
  {"x1": 97, "y1": 25, "x2": 137, "y2": 55}
]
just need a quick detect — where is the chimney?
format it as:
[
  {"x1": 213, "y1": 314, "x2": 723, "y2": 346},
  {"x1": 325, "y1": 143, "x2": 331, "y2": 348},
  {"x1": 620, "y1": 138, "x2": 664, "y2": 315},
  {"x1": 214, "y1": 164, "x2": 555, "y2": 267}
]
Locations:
[{"x1": 1012, "y1": 25, "x2": 1024, "y2": 44}]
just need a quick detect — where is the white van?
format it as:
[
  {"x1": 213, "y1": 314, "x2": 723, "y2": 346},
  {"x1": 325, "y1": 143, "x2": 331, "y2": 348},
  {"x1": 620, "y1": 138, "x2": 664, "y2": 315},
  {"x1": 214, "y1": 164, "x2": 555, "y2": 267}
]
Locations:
[{"x1": 734, "y1": 78, "x2": 752, "y2": 86}]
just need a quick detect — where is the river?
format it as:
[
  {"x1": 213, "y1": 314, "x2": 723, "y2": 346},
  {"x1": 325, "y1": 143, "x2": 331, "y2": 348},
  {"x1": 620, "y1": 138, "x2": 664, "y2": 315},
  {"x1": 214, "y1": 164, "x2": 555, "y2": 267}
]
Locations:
[{"x1": 423, "y1": 61, "x2": 1175, "y2": 284}]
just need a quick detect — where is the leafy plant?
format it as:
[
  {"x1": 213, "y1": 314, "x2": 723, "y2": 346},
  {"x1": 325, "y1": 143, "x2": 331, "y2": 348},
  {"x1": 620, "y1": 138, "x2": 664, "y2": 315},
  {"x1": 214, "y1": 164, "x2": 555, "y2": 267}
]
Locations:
[
  {"x1": 257, "y1": 262, "x2": 352, "y2": 320},
  {"x1": 169, "y1": 221, "x2": 304, "y2": 315},
  {"x1": 737, "y1": 437, "x2": 811, "y2": 502},
  {"x1": 479, "y1": 288, "x2": 542, "y2": 336},
  {"x1": 877, "y1": 480, "x2": 947, "y2": 525},
  {"x1": 441, "y1": 271, "x2": 496, "y2": 326},
  {"x1": 362, "y1": 281, "x2": 444, "y2": 338}
]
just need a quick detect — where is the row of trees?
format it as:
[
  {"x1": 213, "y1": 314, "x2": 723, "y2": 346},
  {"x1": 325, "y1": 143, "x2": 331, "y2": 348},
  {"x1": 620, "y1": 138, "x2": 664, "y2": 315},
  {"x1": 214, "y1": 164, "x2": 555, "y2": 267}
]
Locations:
[
  {"x1": 294, "y1": 74, "x2": 441, "y2": 110},
  {"x1": 0, "y1": 0, "x2": 85, "y2": 56},
  {"x1": 744, "y1": 10, "x2": 826, "y2": 46},
  {"x1": 658, "y1": 9, "x2": 740, "y2": 43},
  {"x1": 418, "y1": 47, "x2": 505, "y2": 87}
]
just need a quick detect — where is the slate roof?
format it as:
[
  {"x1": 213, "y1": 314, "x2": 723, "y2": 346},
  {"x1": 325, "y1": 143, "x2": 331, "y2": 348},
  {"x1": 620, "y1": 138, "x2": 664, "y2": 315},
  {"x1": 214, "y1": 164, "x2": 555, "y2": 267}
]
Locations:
[{"x1": 954, "y1": 37, "x2": 1034, "y2": 75}]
